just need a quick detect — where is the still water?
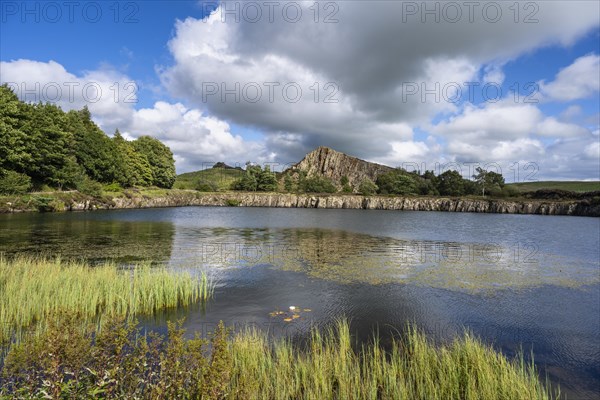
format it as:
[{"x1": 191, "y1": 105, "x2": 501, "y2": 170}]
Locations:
[{"x1": 1, "y1": 207, "x2": 599, "y2": 398}]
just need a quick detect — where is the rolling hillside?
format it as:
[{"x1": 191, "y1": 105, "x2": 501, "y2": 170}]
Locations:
[
  {"x1": 507, "y1": 181, "x2": 600, "y2": 193},
  {"x1": 174, "y1": 164, "x2": 244, "y2": 191}
]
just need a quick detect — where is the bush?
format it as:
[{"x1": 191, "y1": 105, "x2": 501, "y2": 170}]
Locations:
[
  {"x1": 102, "y1": 182, "x2": 123, "y2": 192},
  {"x1": 196, "y1": 180, "x2": 218, "y2": 192},
  {"x1": 358, "y1": 179, "x2": 378, "y2": 195},
  {"x1": 76, "y1": 176, "x2": 103, "y2": 197},
  {"x1": 30, "y1": 196, "x2": 66, "y2": 212},
  {"x1": 0, "y1": 171, "x2": 32, "y2": 195},
  {"x1": 283, "y1": 175, "x2": 294, "y2": 192},
  {"x1": 490, "y1": 186, "x2": 520, "y2": 198},
  {"x1": 31, "y1": 196, "x2": 55, "y2": 212},
  {"x1": 48, "y1": 199, "x2": 66, "y2": 212},
  {"x1": 1, "y1": 316, "x2": 209, "y2": 399},
  {"x1": 300, "y1": 176, "x2": 337, "y2": 193},
  {"x1": 340, "y1": 176, "x2": 353, "y2": 193},
  {"x1": 226, "y1": 199, "x2": 240, "y2": 207}
]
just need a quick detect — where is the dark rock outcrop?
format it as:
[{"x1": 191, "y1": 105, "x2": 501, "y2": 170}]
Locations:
[
  {"x1": 3, "y1": 191, "x2": 597, "y2": 216},
  {"x1": 285, "y1": 146, "x2": 392, "y2": 191},
  {"x1": 102, "y1": 192, "x2": 599, "y2": 217}
]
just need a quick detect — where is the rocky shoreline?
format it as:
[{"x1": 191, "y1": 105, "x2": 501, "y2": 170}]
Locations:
[{"x1": 4, "y1": 191, "x2": 596, "y2": 217}]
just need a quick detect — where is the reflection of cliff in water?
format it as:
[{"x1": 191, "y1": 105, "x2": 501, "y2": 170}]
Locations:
[
  {"x1": 184, "y1": 227, "x2": 599, "y2": 292},
  {"x1": 0, "y1": 214, "x2": 174, "y2": 264}
]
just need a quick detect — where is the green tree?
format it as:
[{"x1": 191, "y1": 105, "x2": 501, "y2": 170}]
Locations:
[
  {"x1": 113, "y1": 130, "x2": 153, "y2": 187},
  {"x1": 340, "y1": 175, "x2": 353, "y2": 193},
  {"x1": 376, "y1": 169, "x2": 418, "y2": 195},
  {"x1": 70, "y1": 107, "x2": 119, "y2": 183},
  {"x1": 51, "y1": 156, "x2": 85, "y2": 190},
  {"x1": 257, "y1": 165, "x2": 278, "y2": 192},
  {"x1": 437, "y1": 170, "x2": 465, "y2": 196},
  {"x1": 283, "y1": 175, "x2": 294, "y2": 192},
  {"x1": 473, "y1": 167, "x2": 505, "y2": 196},
  {"x1": 0, "y1": 85, "x2": 32, "y2": 175},
  {"x1": 18, "y1": 102, "x2": 72, "y2": 186},
  {"x1": 133, "y1": 136, "x2": 176, "y2": 188},
  {"x1": 233, "y1": 163, "x2": 260, "y2": 191},
  {"x1": 357, "y1": 178, "x2": 378, "y2": 195}
]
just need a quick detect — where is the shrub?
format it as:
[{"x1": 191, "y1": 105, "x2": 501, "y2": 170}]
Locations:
[
  {"x1": 0, "y1": 171, "x2": 32, "y2": 195},
  {"x1": 489, "y1": 186, "x2": 520, "y2": 198},
  {"x1": 283, "y1": 175, "x2": 294, "y2": 192},
  {"x1": 196, "y1": 180, "x2": 218, "y2": 192},
  {"x1": 102, "y1": 182, "x2": 123, "y2": 192},
  {"x1": 358, "y1": 178, "x2": 378, "y2": 195},
  {"x1": 300, "y1": 176, "x2": 337, "y2": 193},
  {"x1": 48, "y1": 199, "x2": 66, "y2": 212},
  {"x1": 76, "y1": 176, "x2": 103, "y2": 197},
  {"x1": 226, "y1": 199, "x2": 240, "y2": 207},
  {"x1": 31, "y1": 196, "x2": 55, "y2": 212}
]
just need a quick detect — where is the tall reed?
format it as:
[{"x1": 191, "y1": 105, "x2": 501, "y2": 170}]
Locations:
[
  {"x1": 229, "y1": 320, "x2": 556, "y2": 399},
  {"x1": 1, "y1": 317, "x2": 556, "y2": 399},
  {"x1": 0, "y1": 256, "x2": 212, "y2": 345}
]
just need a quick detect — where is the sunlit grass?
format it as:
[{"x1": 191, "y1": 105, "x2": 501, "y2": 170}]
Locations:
[
  {"x1": 230, "y1": 320, "x2": 556, "y2": 399},
  {"x1": 1, "y1": 316, "x2": 556, "y2": 399},
  {"x1": 508, "y1": 180, "x2": 600, "y2": 193},
  {"x1": 0, "y1": 256, "x2": 213, "y2": 346}
]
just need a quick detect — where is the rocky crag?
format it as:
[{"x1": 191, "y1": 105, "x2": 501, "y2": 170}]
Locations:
[{"x1": 285, "y1": 146, "x2": 392, "y2": 191}]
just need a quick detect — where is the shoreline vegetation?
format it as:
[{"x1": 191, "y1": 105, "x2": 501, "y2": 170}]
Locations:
[
  {"x1": 0, "y1": 257, "x2": 212, "y2": 347},
  {"x1": 0, "y1": 318, "x2": 558, "y2": 400},
  {"x1": 0, "y1": 256, "x2": 557, "y2": 399},
  {"x1": 1, "y1": 188, "x2": 598, "y2": 217}
]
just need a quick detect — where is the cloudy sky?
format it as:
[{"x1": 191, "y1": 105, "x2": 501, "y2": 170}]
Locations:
[{"x1": 1, "y1": 1, "x2": 599, "y2": 181}]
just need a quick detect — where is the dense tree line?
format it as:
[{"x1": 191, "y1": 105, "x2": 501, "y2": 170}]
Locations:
[
  {"x1": 0, "y1": 85, "x2": 175, "y2": 195},
  {"x1": 375, "y1": 167, "x2": 507, "y2": 197}
]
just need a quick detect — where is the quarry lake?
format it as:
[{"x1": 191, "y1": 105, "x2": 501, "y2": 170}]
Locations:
[{"x1": 1, "y1": 207, "x2": 599, "y2": 399}]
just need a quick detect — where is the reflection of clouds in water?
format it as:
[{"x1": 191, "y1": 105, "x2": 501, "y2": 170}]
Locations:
[{"x1": 169, "y1": 227, "x2": 600, "y2": 292}]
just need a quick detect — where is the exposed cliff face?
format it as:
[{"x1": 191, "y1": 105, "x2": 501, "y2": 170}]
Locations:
[
  {"x1": 3, "y1": 191, "x2": 597, "y2": 216},
  {"x1": 84, "y1": 193, "x2": 600, "y2": 217},
  {"x1": 286, "y1": 146, "x2": 392, "y2": 190}
]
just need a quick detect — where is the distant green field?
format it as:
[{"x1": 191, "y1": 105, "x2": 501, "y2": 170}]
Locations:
[
  {"x1": 174, "y1": 168, "x2": 244, "y2": 190},
  {"x1": 508, "y1": 181, "x2": 600, "y2": 193}
]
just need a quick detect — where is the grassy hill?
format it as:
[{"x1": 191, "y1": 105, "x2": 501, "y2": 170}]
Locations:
[
  {"x1": 174, "y1": 167, "x2": 244, "y2": 191},
  {"x1": 507, "y1": 181, "x2": 600, "y2": 193}
]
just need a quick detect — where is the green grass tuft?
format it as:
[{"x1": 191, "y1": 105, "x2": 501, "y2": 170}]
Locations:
[
  {"x1": 0, "y1": 256, "x2": 213, "y2": 346},
  {"x1": 1, "y1": 318, "x2": 557, "y2": 399}
]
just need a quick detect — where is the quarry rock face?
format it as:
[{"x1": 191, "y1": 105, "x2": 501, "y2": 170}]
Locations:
[
  {"x1": 4, "y1": 191, "x2": 597, "y2": 216},
  {"x1": 286, "y1": 146, "x2": 392, "y2": 191},
  {"x1": 106, "y1": 192, "x2": 599, "y2": 217}
]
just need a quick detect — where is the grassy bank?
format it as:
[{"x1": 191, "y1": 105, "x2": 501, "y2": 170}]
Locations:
[
  {"x1": 0, "y1": 257, "x2": 212, "y2": 346},
  {"x1": 0, "y1": 317, "x2": 556, "y2": 399},
  {"x1": 508, "y1": 181, "x2": 600, "y2": 193}
]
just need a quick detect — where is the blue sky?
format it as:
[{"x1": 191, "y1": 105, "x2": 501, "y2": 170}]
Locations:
[{"x1": 1, "y1": 1, "x2": 599, "y2": 180}]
